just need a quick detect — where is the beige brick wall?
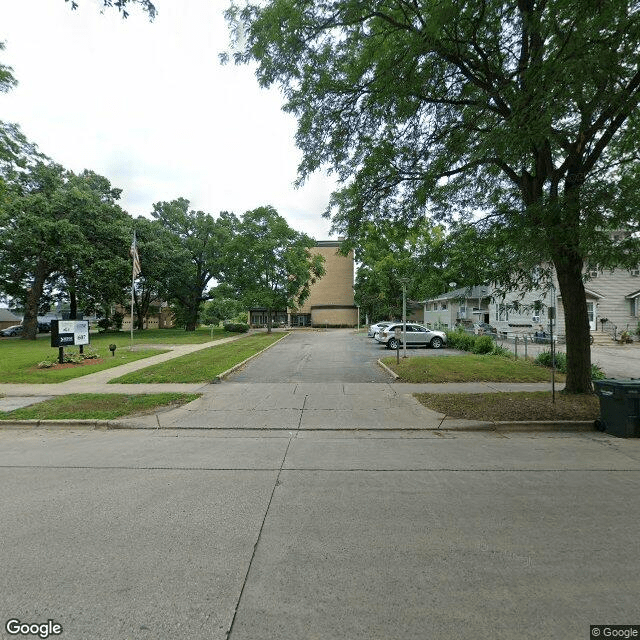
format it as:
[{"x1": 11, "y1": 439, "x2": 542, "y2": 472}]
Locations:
[
  {"x1": 311, "y1": 307, "x2": 358, "y2": 326},
  {"x1": 296, "y1": 243, "x2": 355, "y2": 313}
]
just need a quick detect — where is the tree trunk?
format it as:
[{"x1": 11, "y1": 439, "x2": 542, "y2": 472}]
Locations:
[
  {"x1": 69, "y1": 286, "x2": 78, "y2": 320},
  {"x1": 553, "y1": 251, "x2": 593, "y2": 394},
  {"x1": 22, "y1": 263, "x2": 48, "y2": 340},
  {"x1": 185, "y1": 299, "x2": 200, "y2": 331}
]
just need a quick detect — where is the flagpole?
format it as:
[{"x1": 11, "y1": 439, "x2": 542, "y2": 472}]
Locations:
[{"x1": 130, "y1": 230, "x2": 137, "y2": 349}]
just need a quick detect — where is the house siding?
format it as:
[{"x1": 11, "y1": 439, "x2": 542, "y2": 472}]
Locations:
[{"x1": 486, "y1": 267, "x2": 640, "y2": 337}]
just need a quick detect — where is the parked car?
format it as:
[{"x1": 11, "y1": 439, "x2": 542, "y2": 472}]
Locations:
[
  {"x1": 368, "y1": 321, "x2": 393, "y2": 338},
  {"x1": 473, "y1": 322, "x2": 496, "y2": 335},
  {"x1": 38, "y1": 321, "x2": 51, "y2": 333},
  {"x1": 0, "y1": 324, "x2": 23, "y2": 337},
  {"x1": 375, "y1": 323, "x2": 447, "y2": 349}
]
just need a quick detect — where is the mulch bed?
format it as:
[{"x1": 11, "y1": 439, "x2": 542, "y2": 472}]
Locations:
[{"x1": 33, "y1": 358, "x2": 105, "y2": 371}]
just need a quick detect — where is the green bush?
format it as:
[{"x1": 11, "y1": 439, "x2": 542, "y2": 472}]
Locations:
[
  {"x1": 472, "y1": 335, "x2": 495, "y2": 354},
  {"x1": 491, "y1": 343, "x2": 512, "y2": 358},
  {"x1": 97, "y1": 317, "x2": 111, "y2": 332},
  {"x1": 445, "y1": 329, "x2": 465, "y2": 349},
  {"x1": 535, "y1": 349, "x2": 606, "y2": 380},
  {"x1": 223, "y1": 322, "x2": 249, "y2": 333},
  {"x1": 446, "y1": 329, "x2": 482, "y2": 352},
  {"x1": 535, "y1": 350, "x2": 567, "y2": 372}
]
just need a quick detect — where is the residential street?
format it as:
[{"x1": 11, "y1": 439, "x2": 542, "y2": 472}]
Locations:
[{"x1": 1, "y1": 330, "x2": 639, "y2": 640}]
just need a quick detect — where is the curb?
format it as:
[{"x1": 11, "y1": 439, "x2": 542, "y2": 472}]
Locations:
[
  {"x1": 438, "y1": 420, "x2": 596, "y2": 433},
  {"x1": 0, "y1": 419, "x2": 599, "y2": 433},
  {"x1": 377, "y1": 358, "x2": 399, "y2": 379}
]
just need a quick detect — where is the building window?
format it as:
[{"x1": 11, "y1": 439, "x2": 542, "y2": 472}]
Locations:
[
  {"x1": 497, "y1": 304, "x2": 509, "y2": 321},
  {"x1": 440, "y1": 303, "x2": 448, "y2": 310},
  {"x1": 631, "y1": 298, "x2": 638, "y2": 317}
]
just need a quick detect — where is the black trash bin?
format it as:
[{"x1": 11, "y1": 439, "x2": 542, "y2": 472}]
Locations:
[{"x1": 593, "y1": 379, "x2": 640, "y2": 438}]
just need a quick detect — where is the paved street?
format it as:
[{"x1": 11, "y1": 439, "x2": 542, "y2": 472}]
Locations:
[
  {"x1": 1, "y1": 329, "x2": 639, "y2": 640},
  {"x1": 1, "y1": 427, "x2": 639, "y2": 640}
]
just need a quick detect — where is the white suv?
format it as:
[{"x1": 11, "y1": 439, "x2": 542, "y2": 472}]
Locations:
[{"x1": 375, "y1": 323, "x2": 447, "y2": 349}]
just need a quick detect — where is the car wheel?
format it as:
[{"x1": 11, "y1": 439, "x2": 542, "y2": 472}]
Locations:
[
  {"x1": 430, "y1": 336, "x2": 443, "y2": 349},
  {"x1": 388, "y1": 337, "x2": 399, "y2": 350}
]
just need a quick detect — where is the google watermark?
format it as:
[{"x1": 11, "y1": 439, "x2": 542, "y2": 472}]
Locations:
[
  {"x1": 5, "y1": 619, "x2": 63, "y2": 639},
  {"x1": 591, "y1": 626, "x2": 640, "y2": 639}
]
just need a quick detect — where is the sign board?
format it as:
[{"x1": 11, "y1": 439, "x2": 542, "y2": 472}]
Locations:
[{"x1": 50, "y1": 320, "x2": 90, "y2": 348}]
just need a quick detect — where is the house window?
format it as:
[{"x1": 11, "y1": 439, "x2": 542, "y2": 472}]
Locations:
[
  {"x1": 440, "y1": 303, "x2": 448, "y2": 310},
  {"x1": 631, "y1": 298, "x2": 639, "y2": 317}
]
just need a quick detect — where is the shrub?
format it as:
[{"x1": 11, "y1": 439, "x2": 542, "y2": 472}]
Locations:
[
  {"x1": 97, "y1": 317, "x2": 111, "y2": 332},
  {"x1": 445, "y1": 329, "x2": 466, "y2": 349},
  {"x1": 63, "y1": 351, "x2": 85, "y2": 364},
  {"x1": 223, "y1": 322, "x2": 249, "y2": 333},
  {"x1": 491, "y1": 343, "x2": 512, "y2": 358},
  {"x1": 534, "y1": 350, "x2": 567, "y2": 372},
  {"x1": 111, "y1": 311, "x2": 125, "y2": 331},
  {"x1": 472, "y1": 335, "x2": 495, "y2": 355}
]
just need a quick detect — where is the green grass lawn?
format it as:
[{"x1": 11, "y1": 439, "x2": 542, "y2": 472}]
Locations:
[
  {"x1": 415, "y1": 391, "x2": 598, "y2": 421},
  {"x1": 0, "y1": 393, "x2": 201, "y2": 420},
  {"x1": 0, "y1": 328, "x2": 236, "y2": 384},
  {"x1": 381, "y1": 353, "x2": 563, "y2": 383},
  {"x1": 109, "y1": 332, "x2": 287, "y2": 383},
  {"x1": 115, "y1": 327, "x2": 234, "y2": 345}
]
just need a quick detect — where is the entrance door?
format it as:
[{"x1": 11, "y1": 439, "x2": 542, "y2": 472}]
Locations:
[{"x1": 587, "y1": 301, "x2": 596, "y2": 331}]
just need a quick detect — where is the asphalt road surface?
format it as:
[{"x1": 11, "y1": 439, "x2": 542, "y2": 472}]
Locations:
[{"x1": 230, "y1": 329, "x2": 392, "y2": 382}]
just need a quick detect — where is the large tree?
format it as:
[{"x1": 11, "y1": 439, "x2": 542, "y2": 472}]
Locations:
[
  {"x1": 223, "y1": 206, "x2": 325, "y2": 332},
  {"x1": 0, "y1": 163, "x2": 84, "y2": 338},
  {"x1": 226, "y1": 0, "x2": 640, "y2": 393},
  {"x1": 151, "y1": 198, "x2": 229, "y2": 331},
  {"x1": 57, "y1": 170, "x2": 132, "y2": 320},
  {"x1": 0, "y1": 163, "x2": 132, "y2": 337}
]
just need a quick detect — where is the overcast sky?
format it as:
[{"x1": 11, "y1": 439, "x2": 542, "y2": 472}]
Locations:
[{"x1": 1, "y1": 0, "x2": 337, "y2": 240}]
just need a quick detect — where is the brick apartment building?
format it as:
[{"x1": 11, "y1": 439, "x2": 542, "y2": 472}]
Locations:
[{"x1": 249, "y1": 240, "x2": 358, "y2": 328}]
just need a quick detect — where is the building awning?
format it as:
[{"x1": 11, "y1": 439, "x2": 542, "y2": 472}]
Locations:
[{"x1": 625, "y1": 290, "x2": 640, "y2": 300}]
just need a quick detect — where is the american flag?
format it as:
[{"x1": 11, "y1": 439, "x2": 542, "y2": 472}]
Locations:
[{"x1": 130, "y1": 231, "x2": 141, "y2": 279}]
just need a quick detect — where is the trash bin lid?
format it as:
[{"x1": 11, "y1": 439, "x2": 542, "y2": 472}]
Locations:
[{"x1": 594, "y1": 379, "x2": 640, "y2": 396}]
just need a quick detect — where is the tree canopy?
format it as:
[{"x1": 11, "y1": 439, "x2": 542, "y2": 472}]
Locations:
[
  {"x1": 226, "y1": 0, "x2": 640, "y2": 393},
  {"x1": 0, "y1": 163, "x2": 131, "y2": 338},
  {"x1": 223, "y1": 206, "x2": 325, "y2": 332},
  {"x1": 151, "y1": 198, "x2": 229, "y2": 331},
  {"x1": 64, "y1": 0, "x2": 156, "y2": 19}
]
